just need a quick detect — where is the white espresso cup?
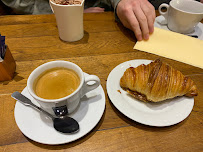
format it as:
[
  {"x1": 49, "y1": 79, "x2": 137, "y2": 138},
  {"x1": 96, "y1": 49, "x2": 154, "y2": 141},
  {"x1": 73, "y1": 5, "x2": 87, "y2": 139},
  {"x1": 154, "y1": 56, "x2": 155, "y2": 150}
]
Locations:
[
  {"x1": 49, "y1": 0, "x2": 84, "y2": 42},
  {"x1": 159, "y1": 0, "x2": 203, "y2": 34},
  {"x1": 27, "y1": 60, "x2": 100, "y2": 116}
]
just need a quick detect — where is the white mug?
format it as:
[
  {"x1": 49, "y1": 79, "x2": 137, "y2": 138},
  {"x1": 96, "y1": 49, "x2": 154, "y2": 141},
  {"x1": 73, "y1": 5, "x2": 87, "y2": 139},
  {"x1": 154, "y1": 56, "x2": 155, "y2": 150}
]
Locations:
[
  {"x1": 27, "y1": 60, "x2": 100, "y2": 116},
  {"x1": 159, "y1": 0, "x2": 203, "y2": 34},
  {"x1": 49, "y1": 0, "x2": 84, "y2": 42}
]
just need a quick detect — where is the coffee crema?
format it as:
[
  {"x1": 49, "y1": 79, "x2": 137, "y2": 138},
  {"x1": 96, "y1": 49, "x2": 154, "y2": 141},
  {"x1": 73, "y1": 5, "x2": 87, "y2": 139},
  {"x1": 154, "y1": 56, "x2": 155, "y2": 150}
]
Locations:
[
  {"x1": 34, "y1": 67, "x2": 80, "y2": 99},
  {"x1": 51, "y1": 0, "x2": 82, "y2": 5}
]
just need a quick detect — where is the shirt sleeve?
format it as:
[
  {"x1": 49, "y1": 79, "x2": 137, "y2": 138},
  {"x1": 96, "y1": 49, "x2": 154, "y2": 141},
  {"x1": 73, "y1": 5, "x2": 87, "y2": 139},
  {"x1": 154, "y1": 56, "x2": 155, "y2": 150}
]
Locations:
[
  {"x1": 109, "y1": 0, "x2": 121, "y2": 10},
  {"x1": 1, "y1": 0, "x2": 52, "y2": 14},
  {"x1": 1, "y1": 0, "x2": 35, "y2": 14},
  {"x1": 1, "y1": 0, "x2": 17, "y2": 7},
  {"x1": 109, "y1": 0, "x2": 121, "y2": 21}
]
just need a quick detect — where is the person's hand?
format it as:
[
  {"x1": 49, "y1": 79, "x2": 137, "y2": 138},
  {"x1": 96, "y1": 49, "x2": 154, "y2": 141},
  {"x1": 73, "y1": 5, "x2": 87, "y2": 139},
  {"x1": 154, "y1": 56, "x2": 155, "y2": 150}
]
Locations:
[
  {"x1": 116, "y1": 0, "x2": 156, "y2": 41},
  {"x1": 84, "y1": 7, "x2": 105, "y2": 13}
]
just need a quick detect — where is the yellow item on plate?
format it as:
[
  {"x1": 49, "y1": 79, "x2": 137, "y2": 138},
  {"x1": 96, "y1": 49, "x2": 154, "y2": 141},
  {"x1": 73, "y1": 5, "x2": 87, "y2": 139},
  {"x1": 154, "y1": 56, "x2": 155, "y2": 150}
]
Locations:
[{"x1": 134, "y1": 27, "x2": 203, "y2": 69}]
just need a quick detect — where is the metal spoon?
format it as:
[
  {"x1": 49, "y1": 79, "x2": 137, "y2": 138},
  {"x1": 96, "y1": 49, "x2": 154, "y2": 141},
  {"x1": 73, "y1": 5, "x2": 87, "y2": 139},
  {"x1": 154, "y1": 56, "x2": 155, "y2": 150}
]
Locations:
[
  {"x1": 188, "y1": 35, "x2": 198, "y2": 38},
  {"x1": 12, "y1": 91, "x2": 79, "y2": 134}
]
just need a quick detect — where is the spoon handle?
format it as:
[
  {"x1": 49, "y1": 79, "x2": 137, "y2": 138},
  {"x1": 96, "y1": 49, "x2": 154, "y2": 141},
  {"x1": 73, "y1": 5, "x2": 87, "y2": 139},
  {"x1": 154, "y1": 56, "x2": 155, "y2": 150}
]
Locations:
[{"x1": 11, "y1": 91, "x2": 55, "y2": 119}]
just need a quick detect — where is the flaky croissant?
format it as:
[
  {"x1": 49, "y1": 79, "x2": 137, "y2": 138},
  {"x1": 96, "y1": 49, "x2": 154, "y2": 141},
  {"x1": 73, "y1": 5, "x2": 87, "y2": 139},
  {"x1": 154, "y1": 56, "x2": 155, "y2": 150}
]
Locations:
[{"x1": 120, "y1": 59, "x2": 198, "y2": 102}]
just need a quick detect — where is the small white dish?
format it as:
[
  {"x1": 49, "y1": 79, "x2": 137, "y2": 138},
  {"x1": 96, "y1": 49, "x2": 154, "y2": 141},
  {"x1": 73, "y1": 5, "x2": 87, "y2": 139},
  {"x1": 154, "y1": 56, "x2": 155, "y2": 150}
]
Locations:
[
  {"x1": 155, "y1": 15, "x2": 203, "y2": 40},
  {"x1": 14, "y1": 73, "x2": 105, "y2": 145},
  {"x1": 106, "y1": 59, "x2": 194, "y2": 127}
]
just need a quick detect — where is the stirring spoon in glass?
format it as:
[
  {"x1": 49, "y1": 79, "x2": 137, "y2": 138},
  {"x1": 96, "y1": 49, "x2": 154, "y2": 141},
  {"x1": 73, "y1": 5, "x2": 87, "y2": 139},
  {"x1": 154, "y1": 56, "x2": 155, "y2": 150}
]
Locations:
[{"x1": 11, "y1": 91, "x2": 79, "y2": 134}]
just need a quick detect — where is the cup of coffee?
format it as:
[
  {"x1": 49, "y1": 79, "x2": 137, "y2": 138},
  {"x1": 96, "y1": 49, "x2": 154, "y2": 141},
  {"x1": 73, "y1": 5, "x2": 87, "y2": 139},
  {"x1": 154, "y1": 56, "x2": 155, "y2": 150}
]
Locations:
[
  {"x1": 27, "y1": 60, "x2": 100, "y2": 116},
  {"x1": 158, "y1": 0, "x2": 203, "y2": 34},
  {"x1": 49, "y1": 0, "x2": 84, "y2": 42}
]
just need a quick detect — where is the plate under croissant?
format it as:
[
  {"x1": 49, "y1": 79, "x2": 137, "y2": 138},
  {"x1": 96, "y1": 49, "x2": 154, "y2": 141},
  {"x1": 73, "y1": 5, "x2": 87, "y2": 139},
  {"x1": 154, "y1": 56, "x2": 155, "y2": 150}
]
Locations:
[{"x1": 106, "y1": 59, "x2": 194, "y2": 127}]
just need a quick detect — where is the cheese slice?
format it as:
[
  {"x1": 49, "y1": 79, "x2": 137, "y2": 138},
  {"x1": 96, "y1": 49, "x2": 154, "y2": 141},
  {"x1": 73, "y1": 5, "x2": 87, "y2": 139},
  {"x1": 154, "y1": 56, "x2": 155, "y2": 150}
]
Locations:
[{"x1": 134, "y1": 27, "x2": 203, "y2": 69}]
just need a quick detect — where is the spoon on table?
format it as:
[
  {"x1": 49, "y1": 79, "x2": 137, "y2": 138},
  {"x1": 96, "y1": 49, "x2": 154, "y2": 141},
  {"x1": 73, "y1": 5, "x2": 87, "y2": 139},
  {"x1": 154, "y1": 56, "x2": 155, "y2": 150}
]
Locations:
[{"x1": 11, "y1": 91, "x2": 79, "y2": 134}]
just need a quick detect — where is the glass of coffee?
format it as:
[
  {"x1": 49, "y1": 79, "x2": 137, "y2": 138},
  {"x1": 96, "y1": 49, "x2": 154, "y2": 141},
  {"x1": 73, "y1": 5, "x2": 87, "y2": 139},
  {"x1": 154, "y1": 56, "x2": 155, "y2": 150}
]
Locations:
[{"x1": 49, "y1": 0, "x2": 85, "y2": 42}]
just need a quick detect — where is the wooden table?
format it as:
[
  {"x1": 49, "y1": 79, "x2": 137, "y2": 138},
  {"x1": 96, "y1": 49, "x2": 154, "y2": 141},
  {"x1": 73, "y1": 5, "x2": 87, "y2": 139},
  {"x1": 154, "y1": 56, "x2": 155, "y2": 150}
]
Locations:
[{"x1": 0, "y1": 12, "x2": 202, "y2": 152}]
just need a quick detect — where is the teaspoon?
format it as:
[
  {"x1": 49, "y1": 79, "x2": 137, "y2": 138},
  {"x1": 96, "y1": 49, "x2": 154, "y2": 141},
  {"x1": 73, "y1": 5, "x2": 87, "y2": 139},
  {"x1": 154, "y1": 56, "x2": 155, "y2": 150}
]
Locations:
[{"x1": 11, "y1": 91, "x2": 79, "y2": 134}]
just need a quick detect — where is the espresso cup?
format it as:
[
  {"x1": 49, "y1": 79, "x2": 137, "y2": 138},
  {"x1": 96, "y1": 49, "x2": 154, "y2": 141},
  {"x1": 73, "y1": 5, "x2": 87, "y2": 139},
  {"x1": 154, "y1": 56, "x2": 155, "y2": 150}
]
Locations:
[
  {"x1": 49, "y1": 0, "x2": 84, "y2": 42},
  {"x1": 27, "y1": 60, "x2": 100, "y2": 116},
  {"x1": 159, "y1": 0, "x2": 203, "y2": 34}
]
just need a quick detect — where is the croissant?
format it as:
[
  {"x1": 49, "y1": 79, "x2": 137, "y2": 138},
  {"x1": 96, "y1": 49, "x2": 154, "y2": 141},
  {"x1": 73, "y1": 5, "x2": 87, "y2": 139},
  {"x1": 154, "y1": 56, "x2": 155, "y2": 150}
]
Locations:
[{"x1": 120, "y1": 59, "x2": 198, "y2": 102}]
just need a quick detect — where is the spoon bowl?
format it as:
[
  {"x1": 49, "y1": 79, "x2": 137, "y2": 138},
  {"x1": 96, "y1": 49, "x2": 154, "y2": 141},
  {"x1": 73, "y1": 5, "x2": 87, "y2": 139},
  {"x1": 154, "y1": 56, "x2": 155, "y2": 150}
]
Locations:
[{"x1": 54, "y1": 117, "x2": 79, "y2": 133}]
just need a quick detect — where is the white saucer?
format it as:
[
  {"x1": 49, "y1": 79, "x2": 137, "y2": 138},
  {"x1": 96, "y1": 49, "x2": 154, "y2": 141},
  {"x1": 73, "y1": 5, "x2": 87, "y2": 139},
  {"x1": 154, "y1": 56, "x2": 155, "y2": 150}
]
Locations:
[
  {"x1": 155, "y1": 15, "x2": 203, "y2": 40},
  {"x1": 107, "y1": 59, "x2": 194, "y2": 127},
  {"x1": 14, "y1": 73, "x2": 105, "y2": 145}
]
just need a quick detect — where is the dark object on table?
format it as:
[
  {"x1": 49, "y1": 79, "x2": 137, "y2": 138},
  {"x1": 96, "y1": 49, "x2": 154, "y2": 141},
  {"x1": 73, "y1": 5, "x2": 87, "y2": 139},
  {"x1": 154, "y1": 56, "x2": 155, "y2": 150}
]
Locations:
[{"x1": 0, "y1": 35, "x2": 16, "y2": 81}]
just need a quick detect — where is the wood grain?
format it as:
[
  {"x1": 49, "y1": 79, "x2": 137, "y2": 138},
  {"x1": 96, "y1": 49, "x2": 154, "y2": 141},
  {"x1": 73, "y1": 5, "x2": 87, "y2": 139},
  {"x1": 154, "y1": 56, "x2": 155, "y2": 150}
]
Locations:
[
  {"x1": 0, "y1": 12, "x2": 202, "y2": 152},
  {"x1": 1, "y1": 52, "x2": 202, "y2": 94}
]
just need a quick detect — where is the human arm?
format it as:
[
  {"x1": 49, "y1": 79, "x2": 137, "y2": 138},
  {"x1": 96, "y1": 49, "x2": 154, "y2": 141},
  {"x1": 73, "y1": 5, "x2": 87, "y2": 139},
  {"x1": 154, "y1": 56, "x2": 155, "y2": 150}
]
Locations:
[
  {"x1": 115, "y1": 0, "x2": 156, "y2": 41},
  {"x1": 84, "y1": 7, "x2": 105, "y2": 13}
]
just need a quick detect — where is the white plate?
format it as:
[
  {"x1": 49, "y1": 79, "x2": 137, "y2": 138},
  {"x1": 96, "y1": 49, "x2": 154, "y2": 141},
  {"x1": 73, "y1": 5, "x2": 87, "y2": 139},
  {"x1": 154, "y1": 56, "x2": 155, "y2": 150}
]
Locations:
[
  {"x1": 154, "y1": 15, "x2": 203, "y2": 40},
  {"x1": 106, "y1": 59, "x2": 194, "y2": 127},
  {"x1": 14, "y1": 73, "x2": 105, "y2": 145}
]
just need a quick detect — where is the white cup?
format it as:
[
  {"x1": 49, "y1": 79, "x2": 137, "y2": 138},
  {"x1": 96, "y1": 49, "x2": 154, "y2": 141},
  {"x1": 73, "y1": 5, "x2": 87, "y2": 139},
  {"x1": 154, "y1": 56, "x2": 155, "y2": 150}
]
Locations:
[
  {"x1": 27, "y1": 60, "x2": 100, "y2": 116},
  {"x1": 49, "y1": 0, "x2": 84, "y2": 42},
  {"x1": 159, "y1": 0, "x2": 203, "y2": 34}
]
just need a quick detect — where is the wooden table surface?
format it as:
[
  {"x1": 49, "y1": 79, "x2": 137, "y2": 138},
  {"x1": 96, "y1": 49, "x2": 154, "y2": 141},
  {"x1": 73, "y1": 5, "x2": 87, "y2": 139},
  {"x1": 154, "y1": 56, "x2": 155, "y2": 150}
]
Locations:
[{"x1": 0, "y1": 12, "x2": 202, "y2": 152}]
